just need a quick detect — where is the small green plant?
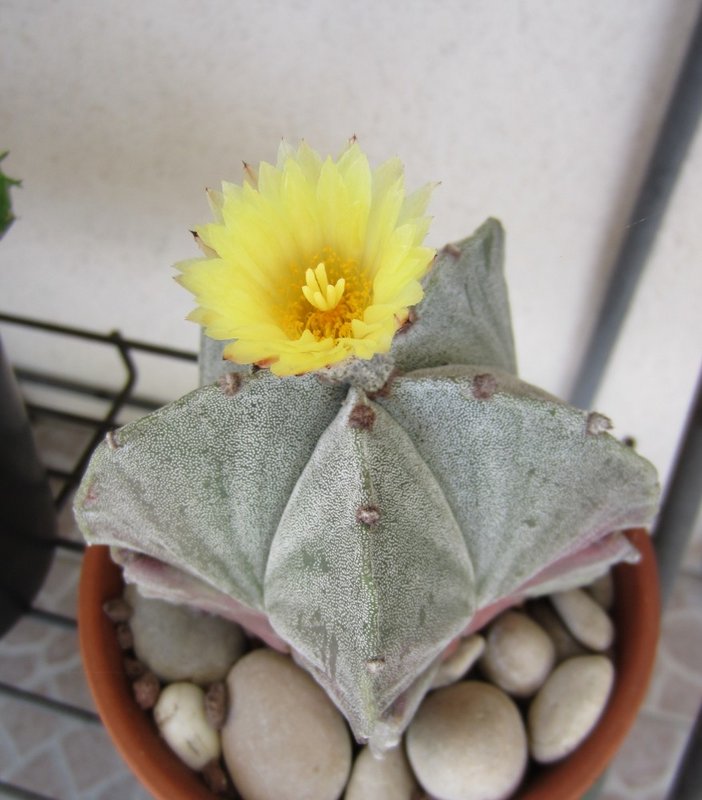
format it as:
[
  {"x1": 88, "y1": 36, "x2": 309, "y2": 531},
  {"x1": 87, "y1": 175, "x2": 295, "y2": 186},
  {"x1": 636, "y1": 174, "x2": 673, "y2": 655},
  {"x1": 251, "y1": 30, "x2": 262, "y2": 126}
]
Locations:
[
  {"x1": 75, "y1": 142, "x2": 658, "y2": 754},
  {"x1": 0, "y1": 152, "x2": 21, "y2": 238}
]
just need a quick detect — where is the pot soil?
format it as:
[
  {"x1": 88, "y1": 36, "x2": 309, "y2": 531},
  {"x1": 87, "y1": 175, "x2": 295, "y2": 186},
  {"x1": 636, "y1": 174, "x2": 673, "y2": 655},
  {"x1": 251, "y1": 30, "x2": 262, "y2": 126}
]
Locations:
[{"x1": 79, "y1": 528, "x2": 659, "y2": 800}]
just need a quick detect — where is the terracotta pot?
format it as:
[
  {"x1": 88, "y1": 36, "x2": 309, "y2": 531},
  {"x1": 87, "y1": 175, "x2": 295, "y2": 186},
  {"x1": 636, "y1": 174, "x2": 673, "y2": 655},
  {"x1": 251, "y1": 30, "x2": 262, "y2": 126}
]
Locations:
[{"x1": 79, "y1": 528, "x2": 659, "y2": 800}]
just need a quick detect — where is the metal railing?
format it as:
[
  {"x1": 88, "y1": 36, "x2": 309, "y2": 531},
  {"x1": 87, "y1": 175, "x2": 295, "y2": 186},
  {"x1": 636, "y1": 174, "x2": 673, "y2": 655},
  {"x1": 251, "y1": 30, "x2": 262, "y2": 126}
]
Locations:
[{"x1": 0, "y1": 312, "x2": 196, "y2": 800}]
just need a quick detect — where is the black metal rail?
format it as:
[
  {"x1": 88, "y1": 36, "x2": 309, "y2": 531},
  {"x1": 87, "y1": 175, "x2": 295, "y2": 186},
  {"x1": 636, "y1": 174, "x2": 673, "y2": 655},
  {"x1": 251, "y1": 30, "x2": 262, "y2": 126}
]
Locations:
[{"x1": 0, "y1": 312, "x2": 197, "y2": 800}]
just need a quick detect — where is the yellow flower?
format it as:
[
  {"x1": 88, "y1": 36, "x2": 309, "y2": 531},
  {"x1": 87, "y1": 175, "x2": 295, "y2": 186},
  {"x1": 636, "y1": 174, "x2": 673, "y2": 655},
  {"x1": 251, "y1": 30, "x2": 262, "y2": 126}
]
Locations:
[{"x1": 176, "y1": 140, "x2": 435, "y2": 376}]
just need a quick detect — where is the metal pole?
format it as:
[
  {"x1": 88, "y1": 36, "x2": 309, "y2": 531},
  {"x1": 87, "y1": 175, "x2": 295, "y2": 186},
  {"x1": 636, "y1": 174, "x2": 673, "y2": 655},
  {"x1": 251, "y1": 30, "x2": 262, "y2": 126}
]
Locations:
[
  {"x1": 666, "y1": 705, "x2": 702, "y2": 799},
  {"x1": 570, "y1": 9, "x2": 702, "y2": 409},
  {"x1": 654, "y1": 368, "x2": 702, "y2": 605}
]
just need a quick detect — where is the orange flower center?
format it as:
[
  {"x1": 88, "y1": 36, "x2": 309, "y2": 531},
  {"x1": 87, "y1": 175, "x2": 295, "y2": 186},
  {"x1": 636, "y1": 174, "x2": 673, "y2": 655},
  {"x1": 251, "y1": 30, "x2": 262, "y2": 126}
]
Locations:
[{"x1": 279, "y1": 246, "x2": 371, "y2": 340}]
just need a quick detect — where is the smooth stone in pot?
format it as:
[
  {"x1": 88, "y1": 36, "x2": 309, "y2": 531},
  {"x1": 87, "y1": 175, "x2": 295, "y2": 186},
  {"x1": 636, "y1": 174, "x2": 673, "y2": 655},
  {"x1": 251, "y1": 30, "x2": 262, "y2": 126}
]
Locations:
[
  {"x1": 153, "y1": 682, "x2": 221, "y2": 771},
  {"x1": 406, "y1": 680, "x2": 527, "y2": 800},
  {"x1": 221, "y1": 649, "x2": 352, "y2": 800},
  {"x1": 550, "y1": 588, "x2": 614, "y2": 652},
  {"x1": 125, "y1": 584, "x2": 246, "y2": 684},
  {"x1": 528, "y1": 654, "x2": 615, "y2": 763},
  {"x1": 480, "y1": 611, "x2": 555, "y2": 697},
  {"x1": 345, "y1": 744, "x2": 417, "y2": 800},
  {"x1": 527, "y1": 599, "x2": 588, "y2": 662},
  {"x1": 431, "y1": 635, "x2": 485, "y2": 690},
  {"x1": 587, "y1": 571, "x2": 614, "y2": 610}
]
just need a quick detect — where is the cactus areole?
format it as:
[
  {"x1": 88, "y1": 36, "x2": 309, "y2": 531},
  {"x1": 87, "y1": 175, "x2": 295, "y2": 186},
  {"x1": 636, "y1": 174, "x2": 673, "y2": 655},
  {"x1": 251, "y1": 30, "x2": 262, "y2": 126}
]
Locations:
[{"x1": 74, "y1": 142, "x2": 659, "y2": 755}]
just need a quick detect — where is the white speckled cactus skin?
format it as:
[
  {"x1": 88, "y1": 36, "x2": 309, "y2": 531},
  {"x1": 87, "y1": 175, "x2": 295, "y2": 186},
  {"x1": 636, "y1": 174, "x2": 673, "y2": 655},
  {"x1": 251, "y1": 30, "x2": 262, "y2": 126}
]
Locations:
[{"x1": 74, "y1": 219, "x2": 659, "y2": 753}]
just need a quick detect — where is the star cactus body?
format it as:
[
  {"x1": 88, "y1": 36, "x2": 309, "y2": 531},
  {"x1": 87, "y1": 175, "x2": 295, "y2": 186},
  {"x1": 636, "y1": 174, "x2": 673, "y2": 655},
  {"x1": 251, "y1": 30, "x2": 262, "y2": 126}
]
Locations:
[{"x1": 75, "y1": 166, "x2": 659, "y2": 754}]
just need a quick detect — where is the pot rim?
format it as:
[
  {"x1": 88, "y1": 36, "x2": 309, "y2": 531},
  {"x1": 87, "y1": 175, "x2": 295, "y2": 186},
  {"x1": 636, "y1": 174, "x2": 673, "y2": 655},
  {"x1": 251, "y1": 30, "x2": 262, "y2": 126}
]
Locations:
[{"x1": 78, "y1": 528, "x2": 659, "y2": 800}]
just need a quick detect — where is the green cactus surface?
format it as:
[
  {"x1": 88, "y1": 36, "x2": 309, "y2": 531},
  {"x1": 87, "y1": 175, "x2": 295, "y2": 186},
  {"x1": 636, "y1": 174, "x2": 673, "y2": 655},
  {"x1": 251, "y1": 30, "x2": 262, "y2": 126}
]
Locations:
[
  {"x1": 0, "y1": 152, "x2": 20, "y2": 239},
  {"x1": 75, "y1": 219, "x2": 659, "y2": 753}
]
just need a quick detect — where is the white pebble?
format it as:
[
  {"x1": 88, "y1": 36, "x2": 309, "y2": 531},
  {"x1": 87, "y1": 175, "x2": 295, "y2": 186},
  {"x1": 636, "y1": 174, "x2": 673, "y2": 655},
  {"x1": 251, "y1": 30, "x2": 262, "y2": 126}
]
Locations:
[
  {"x1": 154, "y1": 682, "x2": 221, "y2": 771},
  {"x1": 125, "y1": 584, "x2": 246, "y2": 684},
  {"x1": 345, "y1": 745, "x2": 417, "y2": 800},
  {"x1": 480, "y1": 611, "x2": 555, "y2": 697},
  {"x1": 407, "y1": 681, "x2": 527, "y2": 800},
  {"x1": 528, "y1": 655, "x2": 614, "y2": 763},
  {"x1": 550, "y1": 589, "x2": 614, "y2": 651},
  {"x1": 222, "y1": 649, "x2": 351, "y2": 800},
  {"x1": 527, "y1": 600, "x2": 587, "y2": 662},
  {"x1": 431, "y1": 635, "x2": 485, "y2": 689},
  {"x1": 587, "y1": 571, "x2": 614, "y2": 610}
]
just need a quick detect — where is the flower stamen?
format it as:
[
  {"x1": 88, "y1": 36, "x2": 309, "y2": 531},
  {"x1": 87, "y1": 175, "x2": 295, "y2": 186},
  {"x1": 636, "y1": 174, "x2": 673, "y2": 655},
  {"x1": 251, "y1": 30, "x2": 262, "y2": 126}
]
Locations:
[{"x1": 302, "y1": 262, "x2": 346, "y2": 312}]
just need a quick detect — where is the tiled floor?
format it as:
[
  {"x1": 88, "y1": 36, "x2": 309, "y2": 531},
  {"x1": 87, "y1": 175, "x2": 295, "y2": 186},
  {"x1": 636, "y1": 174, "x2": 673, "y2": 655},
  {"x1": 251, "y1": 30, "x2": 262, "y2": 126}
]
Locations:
[
  {"x1": 0, "y1": 417, "x2": 153, "y2": 800},
  {"x1": 1, "y1": 416, "x2": 700, "y2": 799},
  {"x1": 598, "y1": 540, "x2": 702, "y2": 800},
  {"x1": 0, "y1": 553, "x2": 152, "y2": 798}
]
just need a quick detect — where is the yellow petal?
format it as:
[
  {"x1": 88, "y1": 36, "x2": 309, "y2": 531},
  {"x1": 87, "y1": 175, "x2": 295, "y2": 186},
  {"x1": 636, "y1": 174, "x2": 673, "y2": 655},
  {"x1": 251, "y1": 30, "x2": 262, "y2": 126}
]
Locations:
[{"x1": 177, "y1": 141, "x2": 435, "y2": 376}]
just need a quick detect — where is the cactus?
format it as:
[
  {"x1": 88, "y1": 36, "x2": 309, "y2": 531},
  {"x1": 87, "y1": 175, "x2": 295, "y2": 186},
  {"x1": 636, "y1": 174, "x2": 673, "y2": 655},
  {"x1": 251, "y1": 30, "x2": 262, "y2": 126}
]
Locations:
[
  {"x1": 0, "y1": 151, "x2": 21, "y2": 239},
  {"x1": 75, "y1": 213, "x2": 658, "y2": 754}
]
